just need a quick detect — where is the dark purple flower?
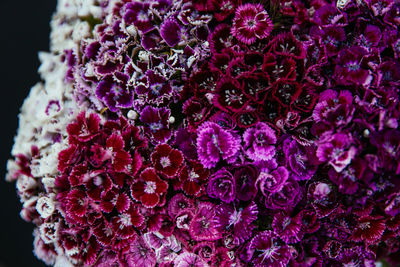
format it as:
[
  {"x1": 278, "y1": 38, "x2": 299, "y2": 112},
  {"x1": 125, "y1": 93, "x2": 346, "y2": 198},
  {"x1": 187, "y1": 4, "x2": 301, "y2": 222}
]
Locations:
[
  {"x1": 334, "y1": 46, "x2": 371, "y2": 85},
  {"x1": 135, "y1": 70, "x2": 172, "y2": 103},
  {"x1": 141, "y1": 30, "x2": 163, "y2": 51},
  {"x1": 318, "y1": 26, "x2": 346, "y2": 56},
  {"x1": 160, "y1": 17, "x2": 182, "y2": 47},
  {"x1": 207, "y1": 168, "x2": 236, "y2": 203},
  {"x1": 231, "y1": 3, "x2": 273, "y2": 45},
  {"x1": 265, "y1": 178, "x2": 302, "y2": 211},
  {"x1": 96, "y1": 73, "x2": 133, "y2": 112},
  {"x1": 233, "y1": 164, "x2": 258, "y2": 201},
  {"x1": 283, "y1": 138, "x2": 318, "y2": 181},
  {"x1": 243, "y1": 122, "x2": 277, "y2": 161},
  {"x1": 123, "y1": 2, "x2": 154, "y2": 33},
  {"x1": 196, "y1": 121, "x2": 240, "y2": 169},
  {"x1": 140, "y1": 106, "x2": 172, "y2": 143},
  {"x1": 313, "y1": 4, "x2": 348, "y2": 26}
]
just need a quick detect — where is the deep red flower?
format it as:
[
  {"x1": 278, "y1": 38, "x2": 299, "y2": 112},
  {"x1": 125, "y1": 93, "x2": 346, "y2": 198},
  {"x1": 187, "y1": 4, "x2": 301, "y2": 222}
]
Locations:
[
  {"x1": 351, "y1": 216, "x2": 386, "y2": 244},
  {"x1": 131, "y1": 168, "x2": 168, "y2": 208},
  {"x1": 111, "y1": 205, "x2": 144, "y2": 238},
  {"x1": 178, "y1": 160, "x2": 209, "y2": 196},
  {"x1": 66, "y1": 112, "x2": 101, "y2": 144},
  {"x1": 151, "y1": 144, "x2": 183, "y2": 178}
]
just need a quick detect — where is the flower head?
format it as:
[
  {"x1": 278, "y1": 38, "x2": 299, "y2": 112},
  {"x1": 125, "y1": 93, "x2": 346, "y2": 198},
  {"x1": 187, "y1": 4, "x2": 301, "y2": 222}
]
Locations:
[
  {"x1": 196, "y1": 122, "x2": 240, "y2": 168},
  {"x1": 231, "y1": 3, "x2": 273, "y2": 45},
  {"x1": 131, "y1": 168, "x2": 168, "y2": 208}
]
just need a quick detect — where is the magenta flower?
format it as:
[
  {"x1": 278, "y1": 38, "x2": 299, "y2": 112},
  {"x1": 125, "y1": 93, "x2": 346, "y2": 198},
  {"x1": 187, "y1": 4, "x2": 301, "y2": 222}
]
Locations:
[
  {"x1": 272, "y1": 212, "x2": 303, "y2": 244},
  {"x1": 257, "y1": 166, "x2": 289, "y2": 195},
  {"x1": 316, "y1": 132, "x2": 357, "y2": 172},
  {"x1": 245, "y1": 231, "x2": 291, "y2": 266},
  {"x1": 214, "y1": 202, "x2": 258, "y2": 242},
  {"x1": 135, "y1": 70, "x2": 172, "y2": 103},
  {"x1": 243, "y1": 122, "x2": 277, "y2": 161},
  {"x1": 196, "y1": 121, "x2": 240, "y2": 169},
  {"x1": 189, "y1": 202, "x2": 221, "y2": 241},
  {"x1": 231, "y1": 3, "x2": 273, "y2": 45}
]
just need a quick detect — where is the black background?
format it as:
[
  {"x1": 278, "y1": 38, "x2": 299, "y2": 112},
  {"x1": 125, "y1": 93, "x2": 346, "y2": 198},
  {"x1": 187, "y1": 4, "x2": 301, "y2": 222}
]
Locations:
[{"x1": 0, "y1": 1, "x2": 57, "y2": 266}]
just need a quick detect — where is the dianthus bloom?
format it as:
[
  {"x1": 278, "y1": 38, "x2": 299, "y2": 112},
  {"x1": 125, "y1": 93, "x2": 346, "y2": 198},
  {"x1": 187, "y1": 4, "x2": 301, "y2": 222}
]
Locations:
[
  {"x1": 196, "y1": 122, "x2": 240, "y2": 168},
  {"x1": 231, "y1": 3, "x2": 273, "y2": 44},
  {"x1": 243, "y1": 122, "x2": 277, "y2": 161}
]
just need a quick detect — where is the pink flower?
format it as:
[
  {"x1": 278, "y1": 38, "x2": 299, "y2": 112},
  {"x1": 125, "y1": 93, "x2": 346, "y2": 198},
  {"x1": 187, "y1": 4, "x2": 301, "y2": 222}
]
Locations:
[
  {"x1": 131, "y1": 168, "x2": 168, "y2": 208},
  {"x1": 124, "y1": 236, "x2": 156, "y2": 267},
  {"x1": 231, "y1": 3, "x2": 273, "y2": 45},
  {"x1": 173, "y1": 252, "x2": 209, "y2": 267},
  {"x1": 189, "y1": 202, "x2": 222, "y2": 241}
]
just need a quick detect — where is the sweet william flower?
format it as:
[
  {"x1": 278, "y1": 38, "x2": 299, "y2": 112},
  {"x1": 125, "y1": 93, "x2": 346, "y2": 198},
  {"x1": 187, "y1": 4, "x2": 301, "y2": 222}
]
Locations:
[
  {"x1": 140, "y1": 106, "x2": 172, "y2": 143},
  {"x1": 243, "y1": 122, "x2": 277, "y2": 161},
  {"x1": 124, "y1": 236, "x2": 157, "y2": 267},
  {"x1": 316, "y1": 132, "x2": 357, "y2": 172},
  {"x1": 131, "y1": 168, "x2": 168, "y2": 208},
  {"x1": 245, "y1": 230, "x2": 291, "y2": 266},
  {"x1": 214, "y1": 201, "x2": 258, "y2": 242},
  {"x1": 257, "y1": 166, "x2": 289, "y2": 195},
  {"x1": 173, "y1": 252, "x2": 209, "y2": 267},
  {"x1": 151, "y1": 144, "x2": 183, "y2": 178},
  {"x1": 231, "y1": 3, "x2": 273, "y2": 45},
  {"x1": 189, "y1": 202, "x2": 221, "y2": 241},
  {"x1": 207, "y1": 168, "x2": 236, "y2": 203},
  {"x1": 196, "y1": 121, "x2": 240, "y2": 169},
  {"x1": 178, "y1": 160, "x2": 209, "y2": 196}
]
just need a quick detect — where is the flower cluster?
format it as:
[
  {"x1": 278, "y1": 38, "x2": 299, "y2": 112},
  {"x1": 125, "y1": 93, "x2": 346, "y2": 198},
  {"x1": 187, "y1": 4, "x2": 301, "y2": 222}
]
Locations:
[{"x1": 7, "y1": 0, "x2": 400, "y2": 266}]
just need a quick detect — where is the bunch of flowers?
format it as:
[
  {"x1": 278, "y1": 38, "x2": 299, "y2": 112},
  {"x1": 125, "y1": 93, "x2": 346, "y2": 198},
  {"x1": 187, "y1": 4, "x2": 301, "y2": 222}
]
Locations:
[{"x1": 6, "y1": 0, "x2": 400, "y2": 266}]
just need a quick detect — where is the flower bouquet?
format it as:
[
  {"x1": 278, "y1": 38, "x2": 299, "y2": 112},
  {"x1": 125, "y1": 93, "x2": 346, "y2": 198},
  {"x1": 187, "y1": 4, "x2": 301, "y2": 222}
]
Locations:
[{"x1": 6, "y1": 0, "x2": 400, "y2": 266}]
